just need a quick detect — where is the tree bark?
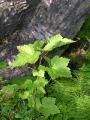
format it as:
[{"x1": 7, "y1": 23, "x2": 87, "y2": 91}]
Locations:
[
  {"x1": 17, "y1": 0, "x2": 90, "y2": 43},
  {"x1": 2, "y1": 0, "x2": 89, "y2": 59},
  {"x1": 0, "y1": 0, "x2": 41, "y2": 38},
  {"x1": 0, "y1": 65, "x2": 32, "y2": 79},
  {"x1": 0, "y1": 0, "x2": 29, "y2": 38}
]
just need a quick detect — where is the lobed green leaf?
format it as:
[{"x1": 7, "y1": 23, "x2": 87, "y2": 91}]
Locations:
[
  {"x1": 46, "y1": 56, "x2": 72, "y2": 79},
  {"x1": 43, "y1": 34, "x2": 75, "y2": 51}
]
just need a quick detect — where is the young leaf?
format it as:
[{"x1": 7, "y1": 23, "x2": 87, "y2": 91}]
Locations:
[
  {"x1": 33, "y1": 40, "x2": 44, "y2": 50},
  {"x1": 12, "y1": 44, "x2": 41, "y2": 67},
  {"x1": 43, "y1": 34, "x2": 75, "y2": 51},
  {"x1": 28, "y1": 96, "x2": 35, "y2": 108},
  {"x1": 34, "y1": 78, "x2": 48, "y2": 94},
  {"x1": 28, "y1": 97, "x2": 42, "y2": 110},
  {"x1": 1, "y1": 84, "x2": 17, "y2": 96},
  {"x1": 46, "y1": 56, "x2": 72, "y2": 79},
  {"x1": 32, "y1": 65, "x2": 46, "y2": 78},
  {"x1": 40, "y1": 97, "x2": 60, "y2": 117},
  {"x1": 22, "y1": 79, "x2": 34, "y2": 90}
]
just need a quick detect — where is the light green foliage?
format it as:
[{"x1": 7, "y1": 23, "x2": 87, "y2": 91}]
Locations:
[
  {"x1": 32, "y1": 65, "x2": 45, "y2": 78},
  {"x1": 2, "y1": 34, "x2": 90, "y2": 120},
  {"x1": 1, "y1": 84, "x2": 17, "y2": 95},
  {"x1": 34, "y1": 78, "x2": 48, "y2": 94},
  {"x1": 0, "y1": 78, "x2": 48, "y2": 119},
  {"x1": 40, "y1": 97, "x2": 60, "y2": 118},
  {"x1": 47, "y1": 58, "x2": 90, "y2": 120},
  {"x1": 43, "y1": 34, "x2": 74, "y2": 51},
  {"x1": 0, "y1": 77, "x2": 60, "y2": 119},
  {"x1": 33, "y1": 40, "x2": 44, "y2": 50},
  {"x1": 78, "y1": 63, "x2": 90, "y2": 93},
  {"x1": 12, "y1": 34, "x2": 74, "y2": 67},
  {"x1": 12, "y1": 40, "x2": 44, "y2": 67},
  {"x1": 46, "y1": 56, "x2": 72, "y2": 79}
]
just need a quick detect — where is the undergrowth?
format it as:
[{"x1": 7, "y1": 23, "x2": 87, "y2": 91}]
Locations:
[{"x1": 0, "y1": 15, "x2": 90, "y2": 120}]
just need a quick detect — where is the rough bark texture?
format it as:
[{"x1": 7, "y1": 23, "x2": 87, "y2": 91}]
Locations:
[
  {"x1": 18, "y1": 0, "x2": 90, "y2": 42},
  {"x1": 1, "y1": 0, "x2": 90, "y2": 59},
  {"x1": 0, "y1": 0, "x2": 29, "y2": 38},
  {"x1": 0, "y1": 65, "x2": 32, "y2": 79},
  {"x1": 0, "y1": 0, "x2": 90, "y2": 79},
  {"x1": 0, "y1": 0, "x2": 41, "y2": 38}
]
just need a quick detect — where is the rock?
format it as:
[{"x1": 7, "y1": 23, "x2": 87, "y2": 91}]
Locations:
[
  {"x1": 0, "y1": 0, "x2": 41, "y2": 38},
  {"x1": 0, "y1": 0, "x2": 29, "y2": 38},
  {"x1": 18, "y1": 0, "x2": 90, "y2": 42}
]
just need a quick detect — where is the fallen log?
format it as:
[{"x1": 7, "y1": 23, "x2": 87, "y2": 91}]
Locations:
[{"x1": 0, "y1": 65, "x2": 33, "y2": 79}]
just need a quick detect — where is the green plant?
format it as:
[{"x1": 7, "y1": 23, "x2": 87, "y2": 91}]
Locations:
[
  {"x1": 0, "y1": 34, "x2": 74, "y2": 120},
  {"x1": 47, "y1": 51, "x2": 90, "y2": 120},
  {"x1": 0, "y1": 34, "x2": 90, "y2": 120}
]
